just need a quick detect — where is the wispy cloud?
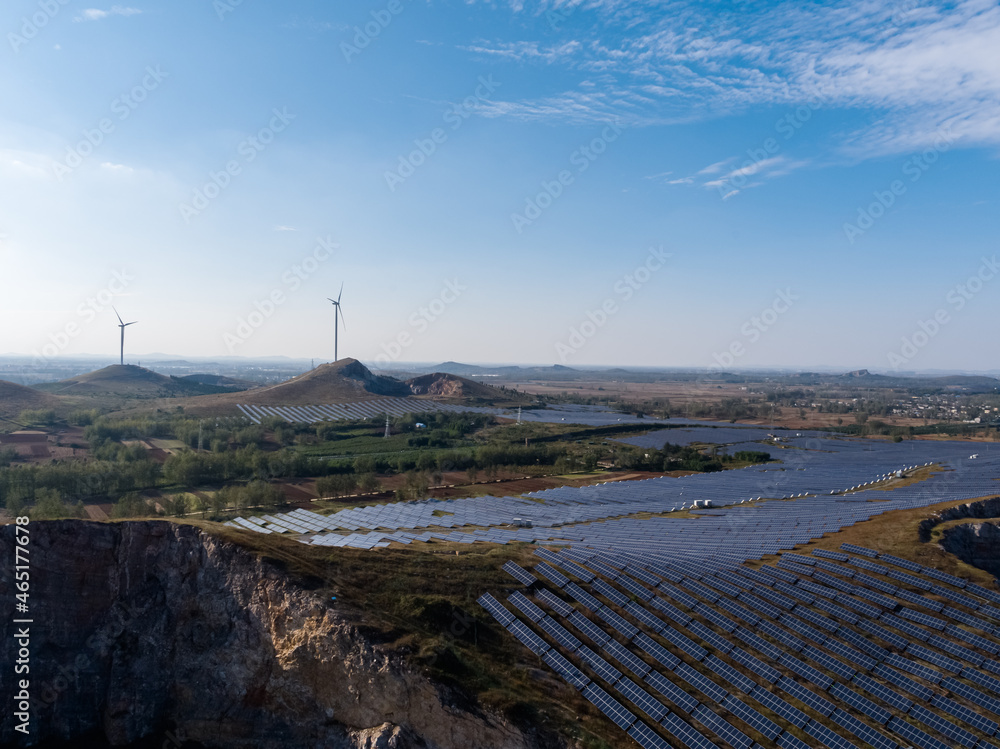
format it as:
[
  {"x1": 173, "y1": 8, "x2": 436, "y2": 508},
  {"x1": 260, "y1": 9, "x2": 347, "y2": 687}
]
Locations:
[
  {"x1": 460, "y1": 0, "x2": 1000, "y2": 157},
  {"x1": 273, "y1": 225, "x2": 298, "y2": 232},
  {"x1": 75, "y1": 6, "x2": 142, "y2": 22}
]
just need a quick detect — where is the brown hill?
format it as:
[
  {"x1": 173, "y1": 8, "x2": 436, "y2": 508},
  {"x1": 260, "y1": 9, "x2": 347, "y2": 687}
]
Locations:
[
  {"x1": 405, "y1": 372, "x2": 505, "y2": 401},
  {"x1": 0, "y1": 380, "x2": 60, "y2": 422},
  {"x1": 203, "y1": 359, "x2": 412, "y2": 407}
]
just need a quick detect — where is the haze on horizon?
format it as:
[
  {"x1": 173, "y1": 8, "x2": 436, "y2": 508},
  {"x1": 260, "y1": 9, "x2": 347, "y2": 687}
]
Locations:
[{"x1": 1, "y1": 0, "x2": 998, "y2": 372}]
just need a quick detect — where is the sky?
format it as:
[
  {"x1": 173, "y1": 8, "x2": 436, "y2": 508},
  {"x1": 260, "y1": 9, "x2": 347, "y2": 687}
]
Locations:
[{"x1": 0, "y1": 0, "x2": 998, "y2": 373}]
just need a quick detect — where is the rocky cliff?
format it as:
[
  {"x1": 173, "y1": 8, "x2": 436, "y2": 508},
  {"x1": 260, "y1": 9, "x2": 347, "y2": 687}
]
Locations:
[
  {"x1": 0, "y1": 521, "x2": 561, "y2": 749},
  {"x1": 941, "y1": 521, "x2": 1000, "y2": 580}
]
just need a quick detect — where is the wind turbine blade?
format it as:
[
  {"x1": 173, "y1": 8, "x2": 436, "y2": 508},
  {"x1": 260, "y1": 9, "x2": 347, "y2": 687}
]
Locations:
[
  {"x1": 337, "y1": 282, "x2": 343, "y2": 304},
  {"x1": 113, "y1": 306, "x2": 124, "y2": 326},
  {"x1": 337, "y1": 306, "x2": 346, "y2": 330}
]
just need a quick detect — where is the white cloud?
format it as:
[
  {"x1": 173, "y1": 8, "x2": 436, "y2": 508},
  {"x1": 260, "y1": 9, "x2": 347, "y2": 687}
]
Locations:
[
  {"x1": 76, "y1": 6, "x2": 142, "y2": 22},
  {"x1": 273, "y1": 225, "x2": 297, "y2": 232},
  {"x1": 461, "y1": 0, "x2": 1000, "y2": 157}
]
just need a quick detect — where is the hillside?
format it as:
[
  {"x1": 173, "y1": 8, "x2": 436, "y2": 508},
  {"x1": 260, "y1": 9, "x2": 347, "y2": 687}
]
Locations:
[
  {"x1": 404, "y1": 371, "x2": 508, "y2": 401},
  {"x1": 34, "y1": 365, "x2": 252, "y2": 400},
  {"x1": 0, "y1": 379, "x2": 61, "y2": 423},
  {"x1": 187, "y1": 359, "x2": 412, "y2": 407}
]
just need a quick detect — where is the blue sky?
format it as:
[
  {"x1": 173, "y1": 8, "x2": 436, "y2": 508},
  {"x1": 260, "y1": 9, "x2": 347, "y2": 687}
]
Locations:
[{"x1": 0, "y1": 0, "x2": 998, "y2": 372}]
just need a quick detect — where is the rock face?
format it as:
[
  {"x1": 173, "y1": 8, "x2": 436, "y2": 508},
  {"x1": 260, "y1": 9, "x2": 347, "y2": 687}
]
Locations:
[
  {"x1": 0, "y1": 521, "x2": 556, "y2": 749},
  {"x1": 941, "y1": 522, "x2": 1000, "y2": 580},
  {"x1": 919, "y1": 496, "x2": 1000, "y2": 541}
]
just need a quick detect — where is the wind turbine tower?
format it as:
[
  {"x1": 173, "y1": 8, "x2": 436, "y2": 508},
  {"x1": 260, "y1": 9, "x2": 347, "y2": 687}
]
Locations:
[
  {"x1": 327, "y1": 284, "x2": 346, "y2": 362},
  {"x1": 384, "y1": 413, "x2": 391, "y2": 439},
  {"x1": 113, "y1": 307, "x2": 138, "y2": 366}
]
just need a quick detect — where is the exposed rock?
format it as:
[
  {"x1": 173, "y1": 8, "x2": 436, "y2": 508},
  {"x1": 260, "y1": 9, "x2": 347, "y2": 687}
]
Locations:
[
  {"x1": 0, "y1": 521, "x2": 561, "y2": 749},
  {"x1": 940, "y1": 522, "x2": 1000, "y2": 580},
  {"x1": 918, "y1": 496, "x2": 1000, "y2": 541}
]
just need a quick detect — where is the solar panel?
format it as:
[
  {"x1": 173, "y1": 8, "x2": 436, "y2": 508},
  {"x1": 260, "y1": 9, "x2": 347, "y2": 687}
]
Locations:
[
  {"x1": 778, "y1": 677, "x2": 836, "y2": 716},
  {"x1": 828, "y1": 709, "x2": 896, "y2": 749},
  {"x1": 693, "y1": 705, "x2": 752, "y2": 749},
  {"x1": 738, "y1": 592, "x2": 782, "y2": 620},
  {"x1": 758, "y1": 619, "x2": 807, "y2": 652},
  {"x1": 537, "y1": 615, "x2": 583, "y2": 651},
  {"x1": 760, "y1": 565, "x2": 799, "y2": 584},
  {"x1": 887, "y1": 716, "x2": 949, "y2": 749},
  {"x1": 779, "y1": 613, "x2": 827, "y2": 645},
  {"x1": 478, "y1": 592, "x2": 516, "y2": 626},
  {"x1": 634, "y1": 632, "x2": 681, "y2": 671},
  {"x1": 943, "y1": 624, "x2": 998, "y2": 655},
  {"x1": 576, "y1": 645, "x2": 623, "y2": 683},
  {"x1": 583, "y1": 683, "x2": 638, "y2": 730},
  {"x1": 734, "y1": 627, "x2": 784, "y2": 661},
  {"x1": 593, "y1": 578, "x2": 631, "y2": 608},
  {"x1": 907, "y1": 643, "x2": 964, "y2": 674},
  {"x1": 649, "y1": 595, "x2": 693, "y2": 626},
  {"x1": 750, "y1": 685, "x2": 810, "y2": 728},
  {"x1": 963, "y1": 665, "x2": 1000, "y2": 695},
  {"x1": 716, "y1": 597, "x2": 761, "y2": 627},
  {"x1": 897, "y1": 607, "x2": 947, "y2": 631},
  {"x1": 506, "y1": 619, "x2": 550, "y2": 655},
  {"x1": 837, "y1": 628, "x2": 890, "y2": 662},
  {"x1": 794, "y1": 605, "x2": 839, "y2": 633},
  {"x1": 626, "y1": 601, "x2": 667, "y2": 634},
  {"x1": 536, "y1": 588, "x2": 575, "y2": 617},
  {"x1": 606, "y1": 639, "x2": 652, "y2": 678},
  {"x1": 687, "y1": 619, "x2": 735, "y2": 655},
  {"x1": 508, "y1": 591, "x2": 546, "y2": 622},
  {"x1": 885, "y1": 652, "x2": 945, "y2": 684},
  {"x1": 661, "y1": 711, "x2": 719, "y2": 749},
  {"x1": 644, "y1": 670, "x2": 700, "y2": 714},
  {"x1": 802, "y1": 718, "x2": 861, "y2": 749},
  {"x1": 803, "y1": 645, "x2": 856, "y2": 681},
  {"x1": 931, "y1": 693, "x2": 1000, "y2": 735},
  {"x1": 920, "y1": 567, "x2": 968, "y2": 588},
  {"x1": 728, "y1": 646, "x2": 782, "y2": 683},
  {"x1": 618, "y1": 574, "x2": 656, "y2": 602},
  {"x1": 596, "y1": 606, "x2": 640, "y2": 639},
  {"x1": 879, "y1": 554, "x2": 923, "y2": 573},
  {"x1": 814, "y1": 549, "x2": 850, "y2": 562},
  {"x1": 702, "y1": 575, "x2": 742, "y2": 598},
  {"x1": 627, "y1": 566, "x2": 662, "y2": 588},
  {"x1": 776, "y1": 732, "x2": 811, "y2": 749},
  {"x1": 779, "y1": 653, "x2": 835, "y2": 690},
  {"x1": 680, "y1": 579, "x2": 721, "y2": 603},
  {"x1": 908, "y1": 704, "x2": 978, "y2": 748},
  {"x1": 942, "y1": 675, "x2": 1000, "y2": 717},
  {"x1": 502, "y1": 561, "x2": 538, "y2": 586},
  {"x1": 834, "y1": 593, "x2": 882, "y2": 619},
  {"x1": 675, "y1": 662, "x2": 727, "y2": 703},
  {"x1": 660, "y1": 626, "x2": 709, "y2": 662},
  {"x1": 566, "y1": 582, "x2": 604, "y2": 612},
  {"x1": 852, "y1": 673, "x2": 913, "y2": 712},
  {"x1": 872, "y1": 664, "x2": 934, "y2": 701},
  {"x1": 841, "y1": 544, "x2": 879, "y2": 557},
  {"x1": 775, "y1": 581, "x2": 815, "y2": 605},
  {"x1": 543, "y1": 649, "x2": 590, "y2": 689},
  {"x1": 534, "y1": 562, "x2": 571, "y2": 588},
  {"x1": 812, "y1": 597, "x2": 859, "y2": 625},
  {"x1": 694, "y1": 603, "x2": 739, "y2": 633},
  {"x1": 617, "y1": 676, "x2": 669, "y2": 722},
  {"x1": 858, "y1": 619, "x2": 910, "y2": 651},
  {"x1": 798, "y1": 580, "x2": 839, "y2": 600},
  {"x1": 897, "y1": 588, "x2": 944, "y2": 612},
  {"x1": 627, "y1": 720, "x2": 673, "y2": 749},
  {"x1": 705, "y1": 655, "x2": 757, "y2": 694},
  {"x1": 829, "y1": 682, "x2": 892, "y2": 725},
  {"x1": 722, "y1": 695, "x2": 782, "y2": 740},
  {"x1": 755, "y1": 586, "x2": 796, "y2": 610},
  {"x1": 887, "y1": 569, "x2": 933, "y2": 591},
  {"x1": 568, "y1": 611, "x2": 611, "y2": 647}
]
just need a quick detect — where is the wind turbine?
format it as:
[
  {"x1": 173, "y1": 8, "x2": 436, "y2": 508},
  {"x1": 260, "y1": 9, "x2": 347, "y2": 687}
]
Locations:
[
  {"x1": 113, "y1": 307, "x2": 137, "y2": 366},
  {"x1": 327, "y1": 285, "x2": 346, "y2": 362}
]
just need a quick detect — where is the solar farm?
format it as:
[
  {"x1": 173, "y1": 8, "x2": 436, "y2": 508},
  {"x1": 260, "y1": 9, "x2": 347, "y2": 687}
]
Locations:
[{"x1": 218, "y1": 413, "x2": 1000, "y2": 748}]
